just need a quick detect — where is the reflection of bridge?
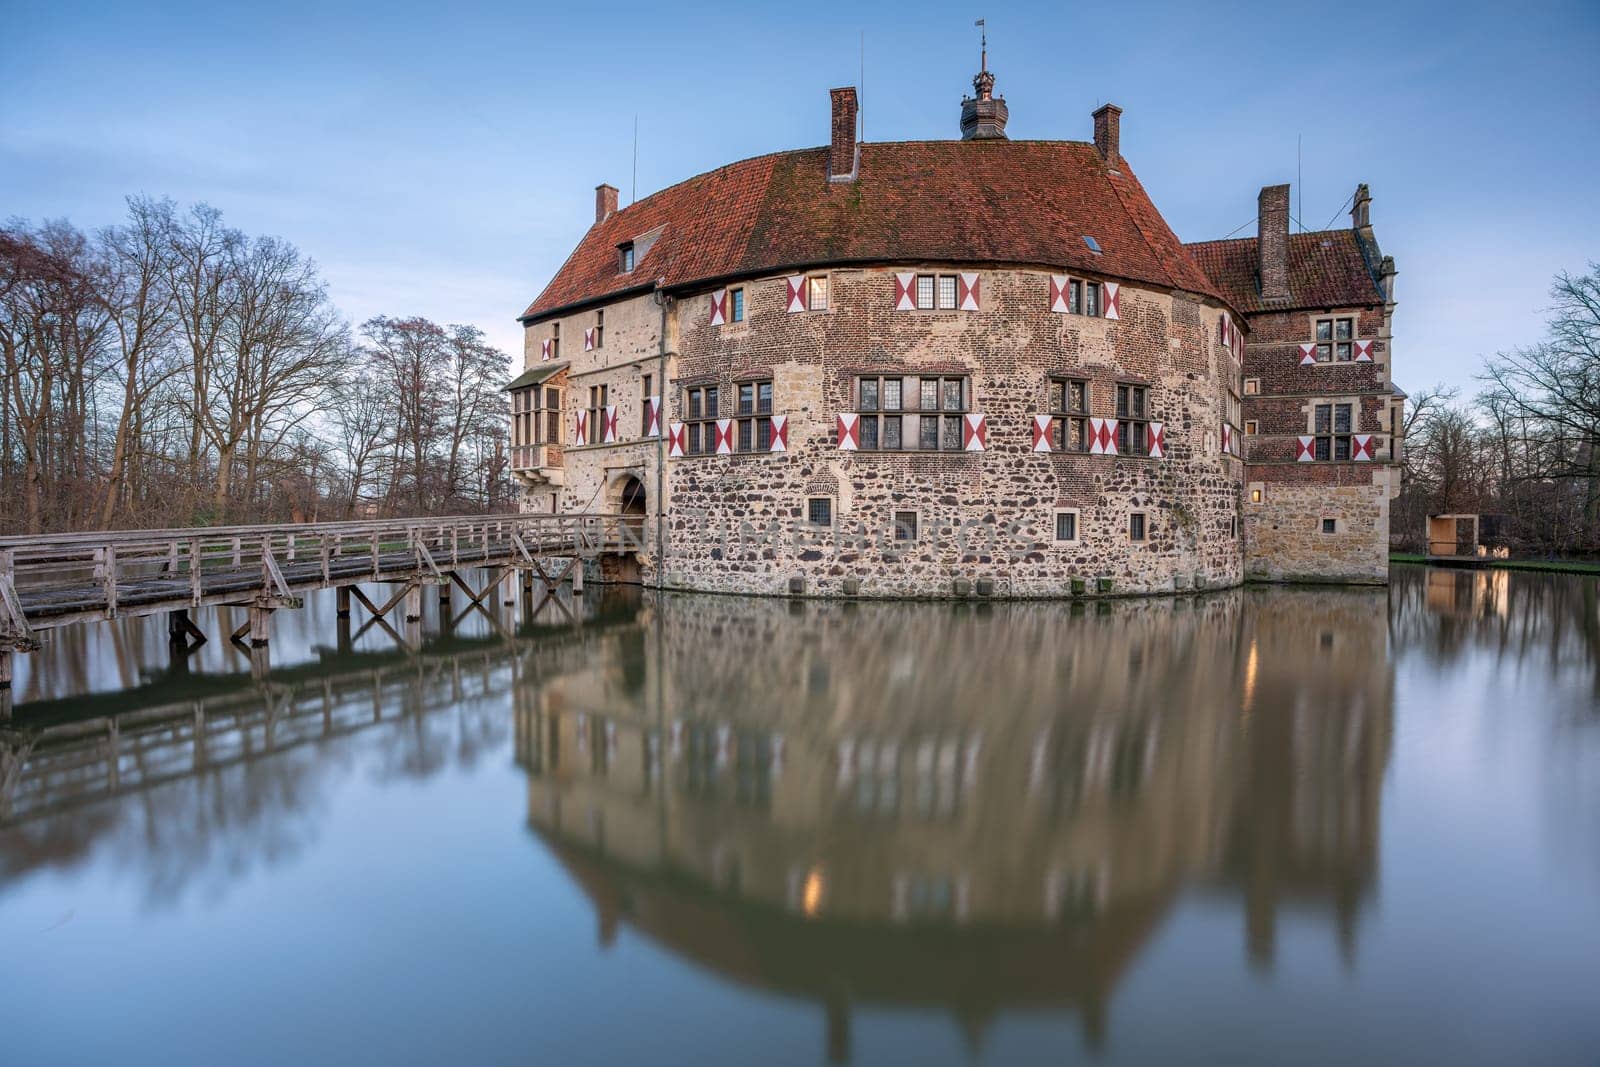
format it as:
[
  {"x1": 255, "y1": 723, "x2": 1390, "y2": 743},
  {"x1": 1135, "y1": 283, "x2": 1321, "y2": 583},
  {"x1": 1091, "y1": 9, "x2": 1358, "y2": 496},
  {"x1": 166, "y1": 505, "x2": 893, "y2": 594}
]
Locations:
[
  {"x1": 0, "y1": 513, "x2": 643, "y2": 713},
  {"x1": 0, "y1": 588, "x2": 644, "y2": 826}
]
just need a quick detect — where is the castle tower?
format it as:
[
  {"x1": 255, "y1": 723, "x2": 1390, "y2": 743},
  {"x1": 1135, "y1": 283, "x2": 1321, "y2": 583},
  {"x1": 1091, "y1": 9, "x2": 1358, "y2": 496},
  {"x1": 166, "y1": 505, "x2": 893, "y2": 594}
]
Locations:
[{"x1": 959, "y1": 27, "x2": 1009, "y2": 140}]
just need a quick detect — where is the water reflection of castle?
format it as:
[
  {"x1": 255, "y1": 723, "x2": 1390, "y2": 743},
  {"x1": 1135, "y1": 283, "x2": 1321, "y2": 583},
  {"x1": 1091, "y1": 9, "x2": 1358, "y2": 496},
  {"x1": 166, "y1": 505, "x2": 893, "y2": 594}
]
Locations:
[{"x1": 516, "y1": 588, "x2": 1393, "y2": 1058}]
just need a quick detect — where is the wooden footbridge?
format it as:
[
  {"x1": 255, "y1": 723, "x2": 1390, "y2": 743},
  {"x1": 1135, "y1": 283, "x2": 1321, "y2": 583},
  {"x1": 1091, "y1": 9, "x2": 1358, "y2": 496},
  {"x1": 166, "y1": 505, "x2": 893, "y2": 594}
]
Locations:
[{"x1": 0, "y1": 513, "x2": 642, "y2": 713}]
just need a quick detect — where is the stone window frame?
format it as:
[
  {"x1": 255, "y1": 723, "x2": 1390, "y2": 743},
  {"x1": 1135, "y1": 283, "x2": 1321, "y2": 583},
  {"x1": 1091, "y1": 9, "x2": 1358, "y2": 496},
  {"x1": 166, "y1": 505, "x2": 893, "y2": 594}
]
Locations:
[
  {"x1": 585, "y1": 383, "x2": 608, "y2": 448},
  {"x1": 733, "y1": 379, "x2": 775, "y2": 453},
  {"x1": 1244, "y1": 419, "x2": 1258, "y2": 436},
  {"x1": 852, "y1": 373, "x2": 970, "y2": 452},
  {"x1": 891, "y1": 509, "x2": 920, "y2": 543},
  {"x1": 681, "y1": 382, "x2": 720, "y2": 456},
  {"x1": 799, "y1": 274, "x2": 831, "y2": 313},
  {"x1": 1048, "y1": 376, "x2": 1091, "y2": 453},
  {"x1": 1244, "y1": 377, "x2": 1260, "y2": 396},
  {"x1": 1114, "y1": 382, "x2": 1152, "y2": 458},
  {"x1": 1306, "y1": 310, "x2": 1361, "y2": 364},
  {"x1": 729, "y1": 286, "x2": 746, "y2": 323},
  {"x1": 1057, "y1": 275, "x2": 1103, "y2": 317},
  {"x1": 640, "y1": 373, "x2": 653, "y2": 437},
  {"x1": 549, "y1": 321, "x2": 561, "y2": 361},
  {"x1": 807, "y1": 497, "x2": 833, "y2": 528},
  {"x1": 1320, "y1": 517, "x2": 1340, "y2": 535},
  {"x1": 1307, "y1": 398, "x2": 1358, "y2": 461},
  {"x1": 593, "y1": 308, "x2": 605, "y2": 350},
  {"x1": 1053, "y1": 508, "x2": 1081, "y2": 545},
  {"x1": 1128, "y1": 511, "x2": 1148, "y2": 544},
  {"x1": 1247, "y1": 483, "x2": 1264, "y2": 505},
  {"x1": 911, "y1": 272, "x2": 964, "y2": 312}
]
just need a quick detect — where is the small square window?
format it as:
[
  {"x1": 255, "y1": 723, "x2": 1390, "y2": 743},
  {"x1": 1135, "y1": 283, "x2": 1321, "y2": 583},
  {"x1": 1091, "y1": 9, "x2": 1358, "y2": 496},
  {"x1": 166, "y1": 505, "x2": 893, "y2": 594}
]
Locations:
[
  {"x1": 893, "y1": 511, "x2": 918, "y2": 542},
  {"x1": 1322, "y1": 518, "x2": 1337, "y2": 534},
  {"x1": 1244, "y1": 379, "x2": 1260, "y2": 396},
  {"x1": 808, "y1": 276, "x2": 829, "y2": 310},
  {"x1": 1244, "y1": 420, "x2": 1258, "y2": 435},
  {"x1": 1055, "y1": 512, "x2": 1078, "y2": 542},
  {"x1": 1129, "y1": 513, "x2": 1147, "y2": 542},
  {"x1": 808, "y1": 498, "x2": 832, "y2": 527},
  {"x1": 1251, "y1": 488, "x2": 1263, "y2": 503}
]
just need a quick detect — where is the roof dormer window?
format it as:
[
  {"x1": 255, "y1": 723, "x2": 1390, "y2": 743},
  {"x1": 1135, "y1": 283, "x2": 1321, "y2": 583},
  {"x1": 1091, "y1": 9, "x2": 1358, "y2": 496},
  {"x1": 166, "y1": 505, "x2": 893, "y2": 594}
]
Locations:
[
  {"x1": 1083, "y1": 235, "x2": 1103, "y2": 254},
  {"x1": 618, "y1": 242, "x2": 635, "y2": 273}
]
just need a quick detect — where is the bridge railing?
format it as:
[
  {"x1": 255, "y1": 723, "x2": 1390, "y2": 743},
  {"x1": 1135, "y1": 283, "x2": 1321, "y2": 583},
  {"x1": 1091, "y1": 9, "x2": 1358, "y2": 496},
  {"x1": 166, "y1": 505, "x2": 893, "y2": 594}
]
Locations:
[{"x1": 0, "y1": 513, "x2": 646, "y2": 627}]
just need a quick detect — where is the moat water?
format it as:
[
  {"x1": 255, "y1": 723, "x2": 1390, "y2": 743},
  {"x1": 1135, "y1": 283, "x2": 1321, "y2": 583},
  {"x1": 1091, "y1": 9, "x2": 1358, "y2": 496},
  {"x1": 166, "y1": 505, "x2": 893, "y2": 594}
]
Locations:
[{"x1": 2, "y1": 566, "x2": 1597, "y2": 1065}]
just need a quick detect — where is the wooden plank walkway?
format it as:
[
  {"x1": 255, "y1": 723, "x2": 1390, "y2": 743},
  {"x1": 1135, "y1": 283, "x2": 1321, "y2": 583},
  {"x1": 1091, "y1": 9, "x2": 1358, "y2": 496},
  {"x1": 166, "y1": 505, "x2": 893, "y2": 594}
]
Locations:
[{"x1": 0, "y1": 513, "x2": 642, "y2": 705}]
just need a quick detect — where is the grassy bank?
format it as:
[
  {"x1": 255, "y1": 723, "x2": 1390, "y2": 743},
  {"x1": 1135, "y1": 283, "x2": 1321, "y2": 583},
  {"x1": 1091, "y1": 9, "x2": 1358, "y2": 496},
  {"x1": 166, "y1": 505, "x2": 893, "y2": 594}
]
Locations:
[{"x1": 1390, "y1": 553, "x2": 1600, "y2": 575}]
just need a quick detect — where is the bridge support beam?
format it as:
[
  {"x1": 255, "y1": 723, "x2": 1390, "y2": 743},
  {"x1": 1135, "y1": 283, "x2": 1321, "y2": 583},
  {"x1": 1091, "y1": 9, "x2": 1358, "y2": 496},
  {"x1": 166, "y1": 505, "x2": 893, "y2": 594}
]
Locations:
[
  {"x1": 336, "y1": 586, "x2": 351, "y2": 619},
  {"x1": 0, "y1": 649, "x2": 11, "y2": 720}
]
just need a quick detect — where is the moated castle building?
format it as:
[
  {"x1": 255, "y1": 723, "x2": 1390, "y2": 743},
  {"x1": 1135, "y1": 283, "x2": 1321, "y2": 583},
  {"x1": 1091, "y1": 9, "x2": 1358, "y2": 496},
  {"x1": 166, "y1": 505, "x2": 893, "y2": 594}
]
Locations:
[{"x1": 507, "y1": 65, "x2": 1402, "y2": 597}]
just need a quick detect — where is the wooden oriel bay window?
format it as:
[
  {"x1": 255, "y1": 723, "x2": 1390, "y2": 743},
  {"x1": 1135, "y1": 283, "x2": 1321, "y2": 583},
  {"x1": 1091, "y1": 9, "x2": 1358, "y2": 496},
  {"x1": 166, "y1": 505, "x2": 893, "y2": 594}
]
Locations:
[
  {"x1": 735, "y1": 380, "x2": 774, "y2": 452},
  {"x1": 1050, "y1": 377, "x2": 1090, "y2": 452},
  {"x1": 511, "y1": 385, "x2": 560, "y2": 467},
  {"x1": 854, "y1": 374, "x2": 969, "y2": 451},
  {"x1": 1115, "y1": 384, "x2": 1150, "y2": 456}
]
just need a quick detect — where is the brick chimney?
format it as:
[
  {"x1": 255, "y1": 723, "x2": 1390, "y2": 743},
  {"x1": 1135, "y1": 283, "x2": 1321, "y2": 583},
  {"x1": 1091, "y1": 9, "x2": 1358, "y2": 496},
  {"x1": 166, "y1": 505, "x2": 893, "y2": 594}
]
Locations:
[
  {"x1": 1092, "y1": 103, "x2": 1122, "y2": 166},
  {"x1": 1258, "y1": 184, "x2": 1291, "y2": 303},
  {"x1": 829, "y1": 87, "x2": 859, "y2": 182},
  {"x1": 595, "y1": 183, "x2": 619, "y2": 224}
]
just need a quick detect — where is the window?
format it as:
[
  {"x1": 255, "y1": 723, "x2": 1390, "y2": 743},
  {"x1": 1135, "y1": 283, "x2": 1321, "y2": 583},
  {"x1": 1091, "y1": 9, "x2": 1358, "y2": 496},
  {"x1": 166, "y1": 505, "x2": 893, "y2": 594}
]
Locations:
[
  {"x1": 1050, "y1": 377, "x2": 1090, "y2": 452},
  {"x1": 511, "y1": 385, "x2": 557, "y2": 467},
  {"x1": 730, "y1": 287, "x2": 745, "y2": 323},
  {"x1": 1058, "y1": 277, "x2": 1105, "y2": 317},
  {"x1": 1244, "y1": 378, "x2": 1260, "y2": 396},
  {"x1": 1250, "y1": 488, "x2": 1263, "y2": 504},
  {"x1": 1314, "y1": 316, "x2": 1356, "y2": 362},
  {"x1": 735, "y1": 380, "x2": 773, "y2": 452},
  {"x1": 550, "y1": 322, "x2": 560, "y2": 361},
  {"x1": 1129, "y1": 512, "x2": 1147, "y2": 542},
  {"x1": 808, "y1": 498, "x2": 833, "y2": 527},
  {"x1": 1085, "y1": 281, "x2": 1102, "y2": 318},
  {"x1": 586, "y1": 384, "x2": 608, "y2": 445},
  {"x1": 893, "y1": 511, "x2": 918, "y2": 542},
  {"x1": 545, "y1": 387, "x2": 560, "y2": 443},
  {"x1": 1055, "y1": 511, "x2": 1078, "y2": 542},
  {"x1": 618, "y1": 243, "x2": 635, "y2": 273},
  {"x1": 854, "y1": 375, "x2": 969, "y2": 451},
  {"x1": 1115, "y1": 384, "x2": 1151, "y2": 457},
  {"x1": 912, "y1": 273, "x2": 961, "y2": 310},
  {"x1": 1312, "y1": 402, "x2": 1354, "y2": 461},
  {"x1": 805, "y1": 275, "x2": 829, "y2": 311},
  {"x1": 1322, "y1": 518, "x2": 1338, "y2": 534},
  {"x1": 1244, "y1": 420, "x2": 1258, "y2": 436},
  {"x1": 1083, "y1": 235, "x2": 1102, "y2": 254},
  {"x1": 684, "y1": 384, "x2": 719, "y2": 455},
  {"x1": 594, "y1": 309, "x2": 605, "y2": 349},
  {"x1": 641, "y1": 374, "x2": 653, "y2": 435}
]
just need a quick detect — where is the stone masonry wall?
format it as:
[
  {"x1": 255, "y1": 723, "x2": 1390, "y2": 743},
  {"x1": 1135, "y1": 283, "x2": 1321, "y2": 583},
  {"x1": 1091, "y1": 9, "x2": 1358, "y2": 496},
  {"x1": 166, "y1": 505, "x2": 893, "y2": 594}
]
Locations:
[
  {"x1": 1243, "y1": 480, "x2": 1389, "y2": 584},
  {"x1": 649, "y1": 265, "x2": 1244, "y2": 597}
]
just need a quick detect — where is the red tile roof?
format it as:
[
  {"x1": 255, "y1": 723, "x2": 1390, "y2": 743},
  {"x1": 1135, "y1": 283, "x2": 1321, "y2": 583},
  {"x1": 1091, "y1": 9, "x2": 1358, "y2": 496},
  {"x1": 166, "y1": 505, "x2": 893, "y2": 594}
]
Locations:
[
  {"x1": 521, "y1": 140, "x2": 1223, "y2": 321},
  {"x1": 1185, "y1": 230, "x2": 1383, "y2": 313}
]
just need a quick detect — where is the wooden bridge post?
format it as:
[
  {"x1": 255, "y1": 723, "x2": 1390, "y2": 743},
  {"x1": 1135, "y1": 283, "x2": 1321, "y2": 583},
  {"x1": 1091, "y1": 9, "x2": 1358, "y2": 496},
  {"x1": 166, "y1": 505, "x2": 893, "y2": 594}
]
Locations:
[
  {"x1": 502, "y1": 568, "x2": 516, "y2": 607},
  {"x1": 336, "y1": 586, "x2": 351, "y2": 618},
  {"x1": 249, "y1": 603, "x2": 272, "y2": 647},
  {"x1": 572, "y1": 559, "x2": 584, "y2": 596},
  {"x1": 404, "y1": 580, "x2": 423, "y2": 622},
  {"x1": 0, "y1": 649, "x2": 11, "y2": 720}
]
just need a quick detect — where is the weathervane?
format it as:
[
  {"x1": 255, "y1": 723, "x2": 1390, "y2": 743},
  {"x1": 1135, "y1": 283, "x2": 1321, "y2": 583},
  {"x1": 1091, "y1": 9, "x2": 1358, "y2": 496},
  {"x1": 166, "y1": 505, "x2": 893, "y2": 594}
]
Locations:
[{"x1": 972, "y1": 18, "x2": 994, "y2": 100}]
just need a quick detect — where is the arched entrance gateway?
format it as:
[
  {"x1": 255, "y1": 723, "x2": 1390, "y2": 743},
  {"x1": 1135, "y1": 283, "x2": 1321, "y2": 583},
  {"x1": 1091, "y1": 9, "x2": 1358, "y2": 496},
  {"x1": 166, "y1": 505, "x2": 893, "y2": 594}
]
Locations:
[{"x1": 604, "y1": 474, "x2": 648, "y2": 585}]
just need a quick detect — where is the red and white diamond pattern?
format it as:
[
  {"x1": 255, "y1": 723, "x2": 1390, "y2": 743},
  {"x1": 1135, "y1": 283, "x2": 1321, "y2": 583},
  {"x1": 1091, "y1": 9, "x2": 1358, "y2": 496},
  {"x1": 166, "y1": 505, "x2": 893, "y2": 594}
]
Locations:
[
  {"x1": 836, "y1": 412, "x2": 859, "y2": 450},
  {"x1": 1299, "y1": 342, "x2": 1318, "y2": 366},
  {"x1": 714, "y1": 418, "x2": 733, "y2": 455},
  {"x1": 1032, "y1": 415, "x2": 1053, "y2": 452},
  {"x1": 602, "y1": 405, "x2": 618, "y2": 444},
  {"x1": 1354, "y1": 339, "x2": 1373, "y2": 362},
  {"x1": 1149, "y1": 421, "x2": 1166, "y2": 459},
  {"x1": 573, "y1": 410, "x2": 588, "y2": 447},
  {"x1": 667, "y1": 422, "x2": 686, "y2": 458},
  {"x1": 962, "y1": 412, "x2": 987, "y2": 451},
  {"x1": 645, "y1": 396, "x2": 662, "y2": 438},
  {"x1": 893, "y1": 273, "x2": 916, "y2": 311},
  {"x1": 709, "y1": 288, "x2": 727, "y2": 327},
  {"x1": 540, "y1": 338, "x2": 553, "y2": 361},
  {"x1": 1296, "y1": 435, "x2": 1315, "y2": 461},
  {"x1": 958, "y1": 273, "x2": 981, "y2": 311},
  {"x1": 770, "y1": 414, "x2": 789, "y2": 452},
  {"x1": 1049, "y1": 275, "x2": 1070, "y2": 313},
  {"x1": 1103, "y1": 282, "x2": 1121, "y2": 320},
  {"x1": 583, "y1": 328, "x2": 595, "y2": 351},
  {"x1": 786, "y1": 275, "x2": 807, "y2": 314},
  {"x1": 1220, "y1": 423, "x2": 1231, "y2": 456},
  {"x1": 1088, "y1": 417, "x2": 1118, "y2": 455},
  {"x1": 1353, "y1": 433, "x2": 1376, "y2": 460}
]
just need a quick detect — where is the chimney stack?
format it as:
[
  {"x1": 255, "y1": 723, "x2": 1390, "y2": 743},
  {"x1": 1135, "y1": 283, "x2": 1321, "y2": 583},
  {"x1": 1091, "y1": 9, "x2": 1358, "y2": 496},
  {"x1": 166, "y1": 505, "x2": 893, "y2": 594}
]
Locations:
[
  {"x1": 1258, "y1": 184, "x2": 1291, "y2": 303},
  {"x1": 595, "y1": 183, "x2": 619, "y2": 225},
  {"x1": 829, "y1": 87, "x2": 859, "y2": 182},
  {"x1": 1092, "y1": 103, "x2": 1122, "y2": 167}
]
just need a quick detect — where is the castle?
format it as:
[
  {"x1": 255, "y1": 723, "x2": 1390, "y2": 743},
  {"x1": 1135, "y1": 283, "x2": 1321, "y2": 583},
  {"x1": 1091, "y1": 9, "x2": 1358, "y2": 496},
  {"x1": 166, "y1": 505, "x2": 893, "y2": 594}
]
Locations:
[{"x1": 508, "y1": 60, "x2": 1402, "y2": 597}]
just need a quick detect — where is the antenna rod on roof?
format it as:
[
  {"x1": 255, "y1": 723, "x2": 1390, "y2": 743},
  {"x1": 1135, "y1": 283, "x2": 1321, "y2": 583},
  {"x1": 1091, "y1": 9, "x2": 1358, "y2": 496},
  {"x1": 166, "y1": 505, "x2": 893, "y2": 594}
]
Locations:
[
  {"x1": 632, "y1": 114, "x2": 639, "y2": 205},
  {"x1": 1296, "y1": 133, "x2": 1302, "y2": 234},
  {"x1": 860, "y1": 30, "x2": 865, "y2": 143}
]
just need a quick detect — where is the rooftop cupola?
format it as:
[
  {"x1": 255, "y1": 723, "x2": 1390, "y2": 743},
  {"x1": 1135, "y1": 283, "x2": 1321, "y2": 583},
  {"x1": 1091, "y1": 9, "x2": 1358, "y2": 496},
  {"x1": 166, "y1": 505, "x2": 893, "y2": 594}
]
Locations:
[{"x1": 959, "y1": 22, "x2": 1008, "y2": 140}]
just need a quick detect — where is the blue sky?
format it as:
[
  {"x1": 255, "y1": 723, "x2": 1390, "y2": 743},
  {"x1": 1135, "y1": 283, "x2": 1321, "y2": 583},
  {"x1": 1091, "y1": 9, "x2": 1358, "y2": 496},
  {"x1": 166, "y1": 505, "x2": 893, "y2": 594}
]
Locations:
[{"x1": 3, "y1": 0, "x2": 1596, "y2": 394}]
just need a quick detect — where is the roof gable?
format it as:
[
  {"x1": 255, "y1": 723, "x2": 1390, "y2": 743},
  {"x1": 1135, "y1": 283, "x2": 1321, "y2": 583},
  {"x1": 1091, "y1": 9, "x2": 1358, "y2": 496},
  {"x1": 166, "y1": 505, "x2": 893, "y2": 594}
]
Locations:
[{"x1": 1185, "y1": 230, "x2": 1382, "y2": 313}]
